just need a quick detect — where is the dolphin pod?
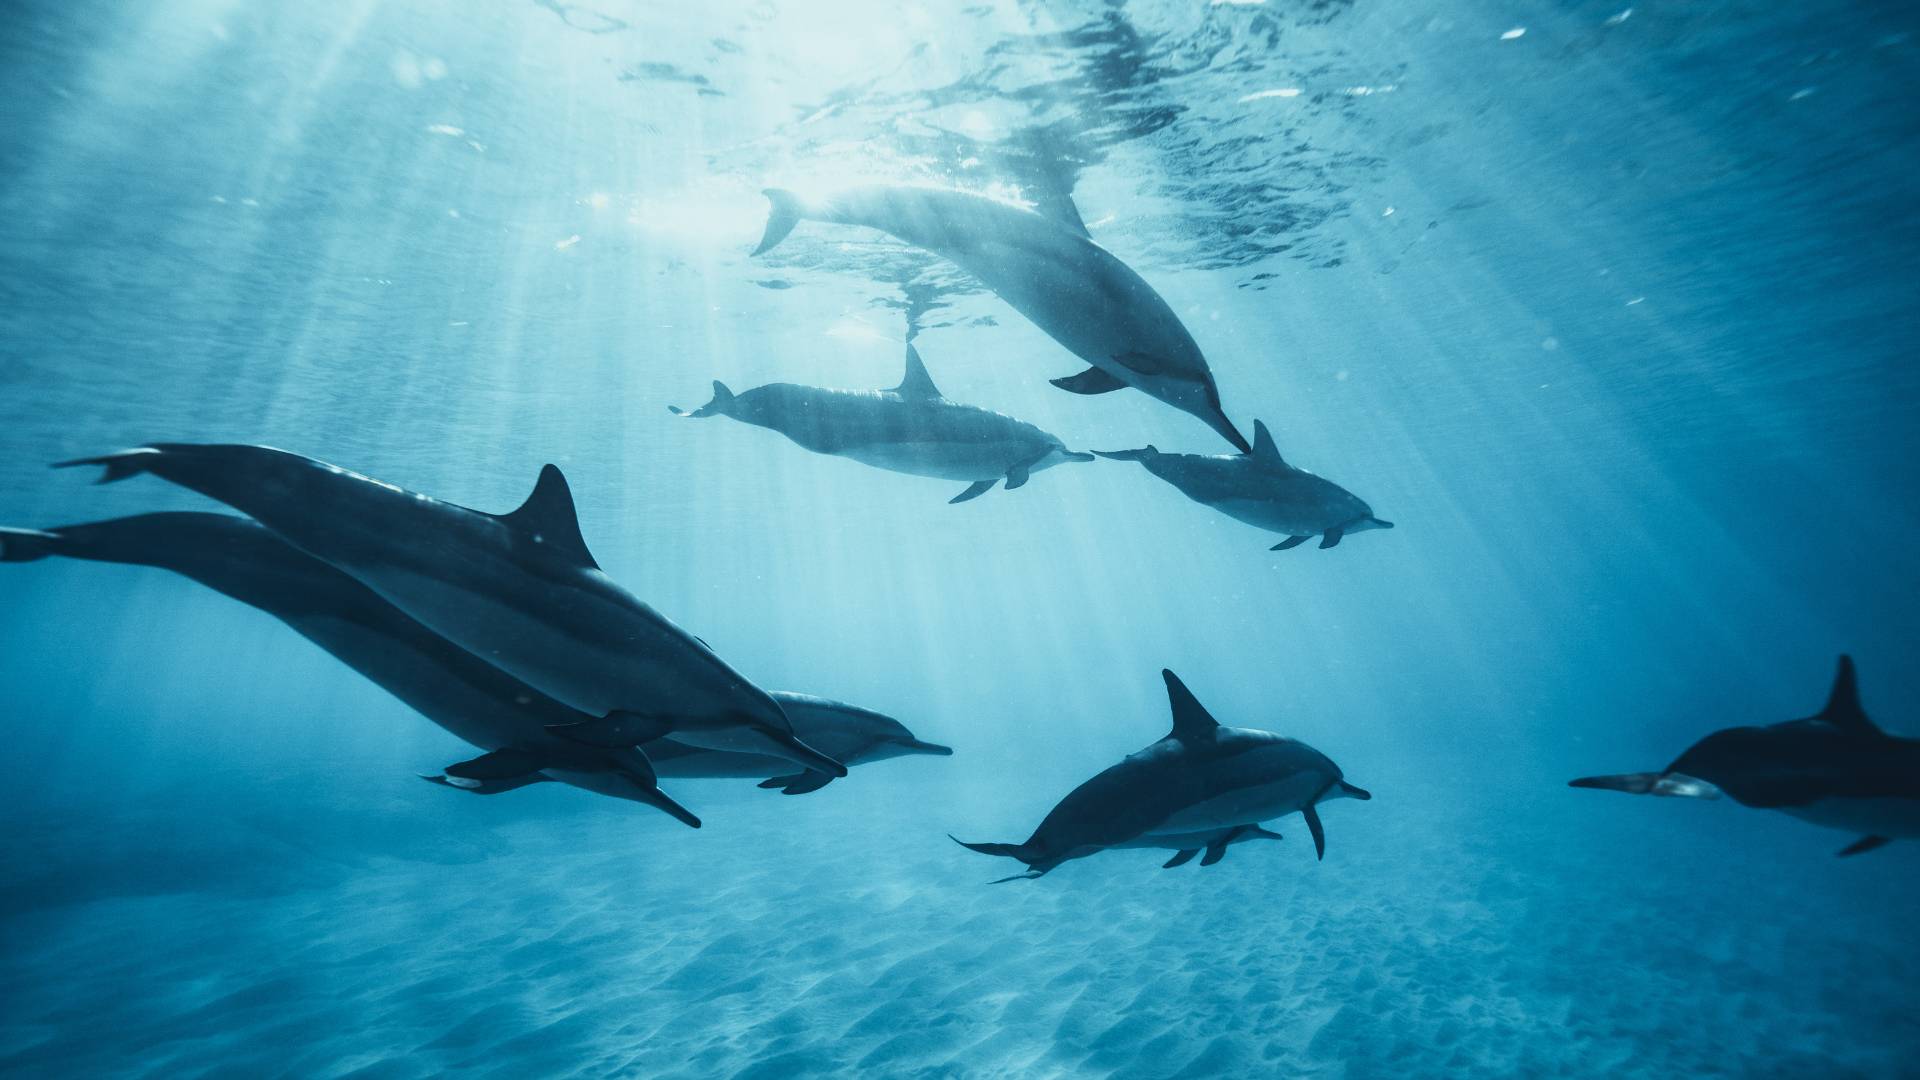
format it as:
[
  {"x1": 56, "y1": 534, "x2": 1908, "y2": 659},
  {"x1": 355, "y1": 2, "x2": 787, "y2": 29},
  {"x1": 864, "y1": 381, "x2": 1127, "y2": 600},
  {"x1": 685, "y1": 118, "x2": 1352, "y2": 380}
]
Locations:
[
  {"x1": 54, "y1": 444, "x2": 850, "y2": 779},
  {"x1": 1098, "y1": 420, "x2": 1392, "y2": 551},
  {"x1": 952, "y1": 670, "x2": 1370, "y2": 881},
  {"x1": 671, "y1": 343, "x2": 1095, "y2": 503},
  {"x1": 0, "y1": 513, "x2": 951, "y2": 823},
  {"x1": 1571, "y1": 656, "x2": 1920, "y2": 857},
  {"x1": 754, "y1": 184, "x2": 1252, "y2": 454}
]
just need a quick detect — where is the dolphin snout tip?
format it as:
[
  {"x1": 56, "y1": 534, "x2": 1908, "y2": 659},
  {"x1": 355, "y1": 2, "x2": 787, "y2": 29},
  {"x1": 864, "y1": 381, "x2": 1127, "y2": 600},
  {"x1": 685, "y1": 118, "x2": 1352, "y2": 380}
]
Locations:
[{"x1": 904, "y1": 739, "x2": 954, "y2": 756}]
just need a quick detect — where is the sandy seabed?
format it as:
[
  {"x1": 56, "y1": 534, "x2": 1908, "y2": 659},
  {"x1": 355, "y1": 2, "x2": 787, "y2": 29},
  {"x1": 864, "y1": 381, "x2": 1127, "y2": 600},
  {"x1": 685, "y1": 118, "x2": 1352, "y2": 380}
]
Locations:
[{"x1": 2, "y1": 770, "x2": 1915, "y2": 1079}]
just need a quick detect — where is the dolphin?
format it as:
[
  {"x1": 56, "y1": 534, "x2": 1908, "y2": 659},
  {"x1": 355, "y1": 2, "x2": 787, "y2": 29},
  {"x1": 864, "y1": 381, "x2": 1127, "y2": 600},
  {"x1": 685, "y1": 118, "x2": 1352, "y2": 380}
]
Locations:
[
  {"x1": 1097, "y1": 420, "x2": 1393, "y2": 550},
  {"x1": 0, "y1": 513, "x2": 703, "y2": 827},
  {"x1": 650, "y1": 692, "x2": 953, "y2": 794},
  {"x1": 753, "y1": 184, "x2": 1251, "y2": 453},
  {"x1": 1571, "y1": 656, "x2": 1920, "y2": 857},
  {"x1": 670, "y1": 343, "x2": 1094, "y2": 503},
  {"x1": 53, "y1": 444, "x2": 846, "y2": 778},
  {"x1": 0, "y1": 514, "x2": 952, "y2": 816},
  {"x1": 952, "y1": 669, "x2": 1370, "y2": 881},
  {"x1": 1110, "y1": 823, "x2": 1285, "y2": 869}
]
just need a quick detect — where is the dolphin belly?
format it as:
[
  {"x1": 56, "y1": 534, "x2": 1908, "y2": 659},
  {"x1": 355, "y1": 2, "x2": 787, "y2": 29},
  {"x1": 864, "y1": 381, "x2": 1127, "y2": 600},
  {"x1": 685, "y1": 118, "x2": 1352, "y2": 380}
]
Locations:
[
  {"x1": 1781, "y1": 797, "x2": 1920, "y2": 839},
  {"x1": 1150, "y1": 772, "x2": 1329, "y2": 833},
  {"x1": 1211, "y1": 497, "x2": 1340, "y2": 537},
  {"x1": 835, "y1": 439, "x2": 1034, "y2": 481}
]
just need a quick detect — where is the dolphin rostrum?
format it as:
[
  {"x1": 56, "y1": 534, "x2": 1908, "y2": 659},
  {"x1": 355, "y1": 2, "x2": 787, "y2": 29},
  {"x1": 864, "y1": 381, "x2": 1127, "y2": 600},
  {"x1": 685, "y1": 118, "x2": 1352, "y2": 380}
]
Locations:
[
  {"x1": 1097, "y1": 420, "x2": 1393, "y2": 551},
  {"x1": 1571, "y1": 656, "x2": 1920, "y2": 856},
  {"x1": 0, "y1": 514, "x2": 952, "y2": 816},
  {"x1": 53, "y1": 444, "x2": 846, "y2": 779},
  {"x1": 953, "y1": 670, "x2": 1370, "y2": 881},
  {"x1": 671, "y1": 343, "x2": 1094, "y2": 503},
  {"x1": 753, "y1": 184, "x2": 1251, "y2": 453}
]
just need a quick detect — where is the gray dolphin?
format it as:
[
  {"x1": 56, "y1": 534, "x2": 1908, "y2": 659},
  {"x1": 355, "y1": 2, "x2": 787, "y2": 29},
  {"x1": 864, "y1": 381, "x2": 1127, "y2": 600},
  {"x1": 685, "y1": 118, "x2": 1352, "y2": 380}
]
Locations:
[
  {"x1": 1571, "y1": 656, "x2": 1920, "y2": 857},
  {"x1": 671, "y1": 343, "x2": 1094, "y2": 503},
  {"x1": 1097, "y1": 420, "x2": 1393, "y2": 551},
  {"x1": 952, "y1": 670, "x2": 1370, "y2": 881},
  {"x1": 650, "y1": 692, "x2": 953, "y2": 794},
  {"x1": 53, "y1": 444, "x2": 846, "y2": 778},
  {"x1": 753, "y1": 184, "x2": 1251, "y2": 454},
  {"x1": 1111, "y1": 823, "x2": 1285, "y2": 869},
  {"x1": 0, "y1": 514, "x2": 951, "y2": 818},
  {"x1": 0, "y1": 513, "x2": 701, "y2": 826}
]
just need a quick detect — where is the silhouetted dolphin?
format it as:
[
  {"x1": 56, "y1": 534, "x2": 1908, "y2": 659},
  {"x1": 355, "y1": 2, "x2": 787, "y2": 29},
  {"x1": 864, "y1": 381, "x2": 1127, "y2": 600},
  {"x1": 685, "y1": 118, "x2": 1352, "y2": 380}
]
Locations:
[
  {"x1": 0, "y1": 513, "x2": 703, "y2": 827},
  {"x1": 649, "y1": 692, "x2": 953, "y2": 794},
  {"x1": 0, "y1": 514, "x2": 952, "y2": 816},
  {"x1": 671, "y1": 344, "x2": 1094, "y2": 503},
  {"x1": 1112, "y1": 823, "x2": 1284, "y2": 869},
  {"x1": 1098, "y1": 420, "x2": 1392, "y2": 551},
  {"x1": 753, "y1": 184, "x2": 1251, "y2": 453},
  {"x1": 1571, "y1": 656, "x2": 1920, "y2": 856},
  {"x1": 54, "y1": 444, "x2": 846, "y2": 778},
  {"x1": 952, "y1": 670, "x2": 1369, "y2": 881}
]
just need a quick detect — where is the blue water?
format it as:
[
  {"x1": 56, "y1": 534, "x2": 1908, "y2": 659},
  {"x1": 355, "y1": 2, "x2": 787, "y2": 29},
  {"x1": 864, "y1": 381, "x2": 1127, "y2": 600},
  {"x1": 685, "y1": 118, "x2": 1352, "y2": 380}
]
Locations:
[{"x1": 4, "y1": 1, "x2": 1919, "y2": 1076}]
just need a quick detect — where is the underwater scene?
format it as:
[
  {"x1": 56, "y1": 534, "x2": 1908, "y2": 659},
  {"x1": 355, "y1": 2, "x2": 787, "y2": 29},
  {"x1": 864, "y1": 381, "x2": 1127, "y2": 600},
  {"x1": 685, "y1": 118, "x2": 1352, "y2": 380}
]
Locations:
[{"x1": 3, "y1": 0, "x2": 1918, "y2": 1076}]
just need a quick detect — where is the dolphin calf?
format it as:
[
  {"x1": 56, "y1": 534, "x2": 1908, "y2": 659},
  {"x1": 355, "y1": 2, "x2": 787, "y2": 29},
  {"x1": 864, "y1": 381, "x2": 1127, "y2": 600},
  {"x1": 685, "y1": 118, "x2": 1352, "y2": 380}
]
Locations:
[
  {"x1": 1111, "y1": 823, "x2": 1285, "y2": 869},
  {"x1": 650, "y1": 692, "x2": 952, "y2": 793},
  {"x1": 953, "y1": 670, "x2": 1370, "y2": 881},
  {"x1": 753, "y1": 184, "x2": 1251, "y2": 453},
  {"x1": 1571, "y1": 656, "x2": 1920, "y2": 856},
  {"x1": 671, "y1": 344, "x2": 1094, "y2": 503},
  {"x1": 1097, "y1": 421, "x2": 1392, "y2": 550},
  {"x1": 54, "y1": 444, "x2": 846, "y2": 778},
  {"x1": 0, "y1": 513, "x2": 703, "y2": 826}
]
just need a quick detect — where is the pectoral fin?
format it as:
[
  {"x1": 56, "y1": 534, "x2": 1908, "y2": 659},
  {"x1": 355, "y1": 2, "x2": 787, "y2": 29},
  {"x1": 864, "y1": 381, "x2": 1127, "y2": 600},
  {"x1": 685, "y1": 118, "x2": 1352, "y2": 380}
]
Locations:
[
  {"x1": 1050, "y1": 367, "x2": 1128, "y2": 395},
  {"x1": 1200, "y1": 839, "x2": 1230, "y2": 866},
  {"x1": 1319, "y1": 528, "x2": 1344, "y2": 550},
  {"x1": 757, "y1": 771, "x2": 836, "y2": 796},
  {"x1": 1005, "y1": 460, "x2": 1033, "y2": 491},
  {"x1": 1839, "y1": 835, "x2": 1891, "y2": 857},
  {"x1": 1303, "y1": 803, "x2": 1326, "y2": 860},
  {"x1": 546, "y1": 710, "x2": 674, "y2": 748},
  {"x1": 1162, "y1": 849, "x2": 1199, "y2": 868},
  {"x1": 1270, "y1": 535, "x2": 1309, "y2": 551},
  {"x1": 950, "y1": 479, "x2": 997, "y2": 504}
]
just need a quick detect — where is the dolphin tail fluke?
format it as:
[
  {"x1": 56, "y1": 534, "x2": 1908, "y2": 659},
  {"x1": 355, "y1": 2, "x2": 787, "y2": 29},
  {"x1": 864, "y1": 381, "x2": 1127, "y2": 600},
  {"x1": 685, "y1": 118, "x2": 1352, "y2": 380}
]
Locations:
[
  {"x1": 668, "y1": 381, "x2": 735, "y2": 418},
  {"x1": 1092, "y1": 447, "x2": 1158, "y2": 462},
  {"x1": 753, "y1": 188, "x2": 807, "y2": 255},
  {"x1": 1568, "y1": 772, "x2": 1722, "y2": 799},
  {"x1": 0, "y1": 527, "x2": 63, "y2": 562},
  {"x1": 53, "y1": 447, "x2": 163, "y2": 484}
]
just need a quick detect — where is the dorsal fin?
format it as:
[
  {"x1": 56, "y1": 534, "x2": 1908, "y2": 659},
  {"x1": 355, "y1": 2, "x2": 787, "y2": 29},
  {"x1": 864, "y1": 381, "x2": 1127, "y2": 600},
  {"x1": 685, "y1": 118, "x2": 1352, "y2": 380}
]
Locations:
[
  {"x1": 894, "y1": 345, "x2": 942, "y2": 398},
  {"x1": 1250, "y1": 420, "x2": 1285, "y2": 464},
  {"x1": 1162, "y1": 670, "x2": 1221, "y2": 742},
  {"x1": 1026, "y1": 186, "x2": 1091, "y2": 238},
  {"x1": 497, "y1": 464, "x2": 598, "y2": 569},
  {"x1": 1817, "y1": 655, "x2": 1877, "y2": 734}
]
